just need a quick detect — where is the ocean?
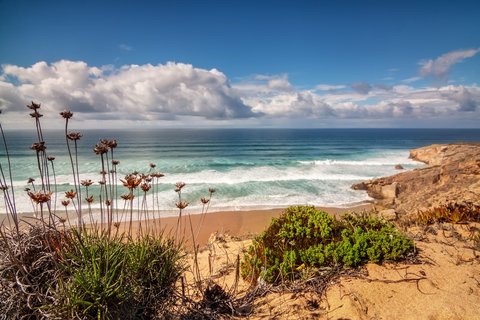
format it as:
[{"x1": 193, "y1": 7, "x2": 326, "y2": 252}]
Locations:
[{"x1": 1, "y1": 128, "x2": 480, "y2": 216}]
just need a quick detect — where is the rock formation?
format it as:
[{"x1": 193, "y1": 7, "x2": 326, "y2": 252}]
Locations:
[{"x1": 352, "y1": 143, "x2": 480, "y2": 216}]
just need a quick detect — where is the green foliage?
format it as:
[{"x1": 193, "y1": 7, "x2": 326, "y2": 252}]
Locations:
[
  {"x1": 55, "y1": 229, "x2": 185, "y2": 319},
  {"x1": 241, "y1": 206, "x2": 414, "y2": 284}
]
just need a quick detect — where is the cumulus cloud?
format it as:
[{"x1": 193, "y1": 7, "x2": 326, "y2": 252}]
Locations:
[
  {"x1": 1, "y1": 60, "x2": 257, "y2": 121},
  {"x1": 1, "y1": 60, "x2": 479, "y2": 128},
  {"x1": 351, "y1": 82, "x2": 372, "y2": 94},
  {"x1": 419, "y1": 48, "x2": 479, "y2": 80}
]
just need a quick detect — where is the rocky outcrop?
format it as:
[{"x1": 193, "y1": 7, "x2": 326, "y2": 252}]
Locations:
[{"x1": 352, "y1": 143, "x2": 480, "y2": 216}]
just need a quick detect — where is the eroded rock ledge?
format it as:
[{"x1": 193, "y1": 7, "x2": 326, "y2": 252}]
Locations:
[{"x1": 352, "y1": 143, "x2": 480, "y2": 216}]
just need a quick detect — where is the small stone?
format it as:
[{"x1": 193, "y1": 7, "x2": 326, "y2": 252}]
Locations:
[{"x1": 395, "y1": 164, "x2": 404, "y2": 170}]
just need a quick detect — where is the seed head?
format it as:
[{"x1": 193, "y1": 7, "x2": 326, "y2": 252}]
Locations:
[
  {"x1": 27, "y1": 102, "x2": 41, "y2": 110},
  {"x1": 29, "y1": 112, "x2": 43, "y2": 118},
  {"x1": 208, "y1": 188, "x2": 216, "y2": 194},
  {"x1": 121, "y1": 174, "x2": 142, "y2": 189},
  {"x1": 65, "y1": 190, "x2": 76, "y2": 199},
  {"x1": 112, "y1": 160, "x2": 120, "y2": 165},
  {"x1": 62, "y1": 200, "x2": 70, "y2": 207},
  {"x1": 85, "y1": 195, "x2": 94, "y2": 203},
  {"x1": 201, "y1": 197, "x2": 210, "y2": 205},
  {"x1": 121, "y1": 193, "x2": 134, "y2": 201},
  {"x1": 67, "y1": 132, "x2": 82, "y2": 141},
  {"x1": 27, "y1": 177, "x2": 35, "y2": 184},
  {"x1": 81, "y1": 179, "x2": 93, "y2": 187},
  {"x1": 141, "y1": 183, "x2": 151, "y2": 192},
  {"x1": 0, "y1": 185, "x2": 8, "y2": 191},
  {"x1": 176, "y1": 201, "x2": 189, "y2": 210},
  {"x1": 149, "y1": 163, "x2": 156, "y2": 168},
  {"x1": 93, "y1": 143, "x2": 108, "y2": 155},
  {"x1": 175, "y1": 182, "x2": 186, "y2": 192},
  {"x1": 28, "y1": 191, "x2": 52, "y2": 204},
  {"x1": 31, "y1": 141, "x2": 46, "y2": 152},
  {"x1": 47, "y1": 156, "x2": 56, "y2": 161},
  {"x1": 60, "y1": 110, "x2": 73, "y2": 119}
]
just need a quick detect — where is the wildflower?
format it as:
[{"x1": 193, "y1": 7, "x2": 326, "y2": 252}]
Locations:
[
  {"x1": 27, "y1": 177, "x2": 35, "y2": 184},
  {"x1": 31, "y1": 141, "x2": 46, "y2": 152},
  {"x1": 209, "y1": 188, "x2": 216, "y2": 194},
  {"x1": 65, "y1": 190, "x2": 76, "y2": 199},
  {"x1": 101, "y1": 139, "x2": 117, "y2": 149},
  {"x1": 105, "y1": 199, "x2": 112, "y2": 206},
  {"x1": 28, "y1": 191, "x2": 52, "y2": 204},
  {"x1": 24, "y1": 187, "x2": 30, "y2": 192},
  {"x1": 201, "y1": 197, "x2": 210, "y2": 205},
  {"x1": 112, "y1": 160, "x2": 120, "y2": 165},
  {"x1": 47, "y1": 156, "x2": 55, "y2": 161},
  {"x1": 113, "y1": 222, "x2": 121, "y2": 229},
  {"x1": 175, "y1": 182, "x2": 186, "y2": 192},
  {"x1": 121, "y1": 193, "x2": 134, "y2": 201},
  {"x1": 176, "y1": 201, "x2": 189, "y2": 210},
  {"x1": 121, "y1": 175, "x2": 142, "y2": 189},
  {"x1": 145, "y1": 176, "x2": 152, "y2": 182},
  {"x1": 152, "y1": 172, "x2": 165, "y2": 178},
  {"x1": 30, "y1": 112, "x2": 43, "y2": 118},
  {"x1": 62, "y1": 200, "x2": 70, "y2": 207},
  {"x1": 27, "y1": 101, "x2": 41, "y2": 110},
  {"x1": 81, "y1": 179, "x2": 93, "y2": 187},
  {"x1": 98, "y1": 180, "x2": 106, "y2": 185},
  {"x1": 93, "y1": 143, "x2": 108, "y2": 155},
  {"x1": 141, "y1": 183, "x2": 151, "y2": 192},
  {"x1": 60, "y1": 110, "x2": 73, "y2": 119},
  {"x1": 66, "y1": 132, "x2": 82, "y2": 141},
  {"x1": 149, "y1": 163, "x2": 156, "y2": 168},
  {"x1": 85, "y1": 195, "x2": 94, "y2": 203}
]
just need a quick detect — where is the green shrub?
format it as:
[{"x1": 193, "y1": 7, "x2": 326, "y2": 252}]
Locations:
[
  {"x1": 241, "y1": 206, "x2": 414, "y2": 284},
  {"x1": 54, "y1": 229, "x2": 185, "y2": 319}
]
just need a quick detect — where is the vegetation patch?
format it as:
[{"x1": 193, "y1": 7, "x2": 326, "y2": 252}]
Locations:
[
  {"x1": 241, "y1": 206, "x2": 414, "y2": 284},
  {"x1": 415, "y1": 202, "x2": 480, "y2": 225},
  {"x1": 0, "y1": 226, "x2": 185, "y2": 319}
]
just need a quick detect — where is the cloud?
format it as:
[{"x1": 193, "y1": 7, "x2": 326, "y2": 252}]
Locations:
[
  {"x1": 119, "y1": 44, "x2": 133, "y2": 51},
  {"x1": 1, "y1": 60, "x2": 257, "y2": 121},
  {"x1": 419, "y1": 48, "x2": 479, "y2": 80},
  {"x1": 315, "y1": 84, "x2": 347, "y2": 91},
  {"x1": 351, "y1": 82, "x2": 372, "y2": 94},
  {"x1": 402, "y1": 76, "x2": 422, "y2": 84},
  {"x1": 1, "y1": 60, "x2": 479, "y2": 128}
]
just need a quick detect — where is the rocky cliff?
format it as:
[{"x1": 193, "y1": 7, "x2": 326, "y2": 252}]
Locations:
[{"x1": 352, "y1": 143, "x2": 480, "y2": 216}]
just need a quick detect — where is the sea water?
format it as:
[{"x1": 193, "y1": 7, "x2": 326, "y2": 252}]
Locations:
[{"x1": 1, "y1": 128, "x2": 480, "y2": 216}]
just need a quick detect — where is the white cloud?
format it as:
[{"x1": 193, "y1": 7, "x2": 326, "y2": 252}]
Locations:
[
  {"x1": 0, "y1": 60, "x2": 257, "y2": 123},
  {"x1": 402, "y1": 76, "x2": 422, "y2": 84},
  {"x1": 419, "y1": 48, "x2": 479, "y2": 80},
  {"x1": 315, "y1": 84, "x2": 347, "y2": 91},
  {"x1": 1, "y1": 60, "x2": 479, "y2": 128}
]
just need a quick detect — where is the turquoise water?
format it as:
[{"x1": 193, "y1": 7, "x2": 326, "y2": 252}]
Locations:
[{"x1": 1, "y1": 128, "x2": 480, "y2": 215}]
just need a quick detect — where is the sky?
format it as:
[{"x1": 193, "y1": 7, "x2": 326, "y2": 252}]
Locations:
[{"x1": 0, "y1": 0, "x2": 479, "y2": 129}]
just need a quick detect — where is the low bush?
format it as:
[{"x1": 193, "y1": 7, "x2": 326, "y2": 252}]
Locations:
[
  {"x1": 241, "y1": 206, "x2": 414, "y2": 284},
  {"x1": 0, "y1": 226, "x2": 185, "y2": 319}
]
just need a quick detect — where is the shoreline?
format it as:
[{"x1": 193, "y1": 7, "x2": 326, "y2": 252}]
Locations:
[{"x1": 1, "y1": 204, "x2": 372, "y2": 248}]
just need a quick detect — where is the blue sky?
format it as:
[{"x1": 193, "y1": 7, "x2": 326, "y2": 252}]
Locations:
[{"x1": 0, "y1": 0, "x2": 479, "y2": 128}]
